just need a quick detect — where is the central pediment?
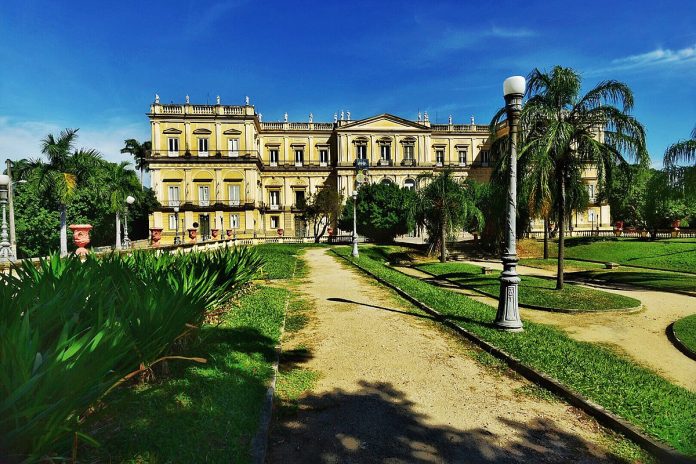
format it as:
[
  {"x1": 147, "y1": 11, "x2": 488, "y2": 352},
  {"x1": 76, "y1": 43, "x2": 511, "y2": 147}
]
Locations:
[{"x1": 338, "y1": 113, "x2": 428, "y2": 132}]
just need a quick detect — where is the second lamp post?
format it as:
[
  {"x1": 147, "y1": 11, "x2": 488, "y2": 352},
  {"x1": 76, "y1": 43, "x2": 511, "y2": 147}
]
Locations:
[{"x1": 352, "y1": 190, "x2": 359, "y2": 257}]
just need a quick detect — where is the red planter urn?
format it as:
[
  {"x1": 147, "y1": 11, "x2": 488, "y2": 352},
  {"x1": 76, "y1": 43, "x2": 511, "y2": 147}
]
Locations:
[
  {"x1": 69, "y1": 224, "x2": 93, "y2": 258},
  {"x1": 187, "y1": 228, "x2": 198, "y2": 243},
  {"x1": 613, "y1": 220, "x2": 624, "y2": 237},
  {"x1": 277, "y1": 228, "x2": 284, "y2": 237},
  {"x1": 327, "y1": 227, "x2": 334, "y2": 236},
  {"x1": 211, "y1": 228, "x2": 220, "y2": 239},
  {"x1": 226, "y1": 229, "x2": 234, "y2": 238},
  {"x1": 671, "y1": 219, "x2": 681, "y2": 237},
  {"x1": 150, "y1": 227, "x2": 163, "y2": 247}
]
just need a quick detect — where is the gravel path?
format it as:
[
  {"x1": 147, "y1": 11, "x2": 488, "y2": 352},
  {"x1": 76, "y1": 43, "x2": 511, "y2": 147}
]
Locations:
[{"x1": 267, "y1": 249, "x2": 624, "y2": 463}]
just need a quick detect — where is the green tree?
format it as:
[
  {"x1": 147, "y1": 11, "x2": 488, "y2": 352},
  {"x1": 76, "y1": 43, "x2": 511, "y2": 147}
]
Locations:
[
  {"x1": 29, "y1": 129, "x2": 102, "y2": 256},
  {"x1": 641, "y1": 170, "x2": 694, "y2": 238},
  {"x1": 663, "y1": 126, "x2": 696, "y2": 168},
  {"x1": 495, "y1": 66, "x2": 648, "y2": 289},
  {"x1": 101, "y1": 161, "x2": 141, "y2": 249},
  {"x1": 120, "y1": 138, "x2": 151, "y2": 188},
  {"x1": 412, "y1": 170, "x2": 484, "y2": 262},
  {"x1": 304, "y1": 187, "x2": 343, "y2": 242},
  {"x1": 339, "y1": 182, "x2": 415, "y2": 243},
  {"x1": 604, "y1": 163, "x2": 651, "y2": 226}
]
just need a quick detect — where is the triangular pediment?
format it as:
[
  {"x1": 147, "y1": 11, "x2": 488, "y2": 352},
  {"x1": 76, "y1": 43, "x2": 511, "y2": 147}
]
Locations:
[
  {"x1": 162, "y1": 128, "x2": 182, "y2": 134},
  {"x1": 338, "y1": 113, "x2": 427, "y2": 131},
  {"x1": 223, "y1": 128, "x2": 242, "y2": 135}
]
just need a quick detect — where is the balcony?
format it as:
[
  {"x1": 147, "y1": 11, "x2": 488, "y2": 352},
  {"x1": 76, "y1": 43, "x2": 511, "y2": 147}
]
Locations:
[
  {"x1": 401, "y1": 158, "x2": 417, "y2": 167},
  {"x1": 377, "y1": 158, "x2": 392, "y2": 167},
  {"x1": 158, "y1": 199, "x2": 257, "y2": 210},
  {"x1": 148, "y1": 150, "x2": 260, "y2": 161}
]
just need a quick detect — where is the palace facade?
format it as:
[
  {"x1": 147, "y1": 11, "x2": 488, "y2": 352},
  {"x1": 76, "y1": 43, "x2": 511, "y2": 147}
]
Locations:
[{"x1": 146, "y1": 97, "x2": 609, "y2": 243}]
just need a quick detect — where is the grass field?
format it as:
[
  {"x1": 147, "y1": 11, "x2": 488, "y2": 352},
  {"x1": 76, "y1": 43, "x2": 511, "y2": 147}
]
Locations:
[
  {"x1": 83, "y1": 285, "x2": 288, "y2": 463},
  {"x1": 520, "y1": 258, "x2": 696, "y2": 295},
  {"x1": 557, "y1": 237, "x2": 696, "y2": 274},
  {"x1": 673, "y1": 315, "x2": 696, "y2": 355},
  {"x1": 256, "y1": 243, "x2": 317, "y2": 279},
  {"x1": 334, "y1": 245, "x2": 696, "y2": 456},
  {"x1": 417, "y1": 262, "x2": 640, "y2": 311}
]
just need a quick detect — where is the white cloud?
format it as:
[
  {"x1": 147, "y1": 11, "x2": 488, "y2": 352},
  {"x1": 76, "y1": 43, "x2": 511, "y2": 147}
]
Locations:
[
  {"x1": 489, "y1": 26, "x2": 536, "y2": 38},
  {"x1": 0, "y1": 117, "x2": 148, "y2": 164},
  {"x1": 611, "y1": 44, "x2": 696, "y2": 69}
]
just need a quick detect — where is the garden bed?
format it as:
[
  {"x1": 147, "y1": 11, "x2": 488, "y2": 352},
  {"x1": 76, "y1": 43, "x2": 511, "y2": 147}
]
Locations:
[
  {"x1": 671, "y1": 315, "x2": 696, "y2": 361},
  {"x1": 416, "y1": 262, "x2": 641, "y2": 312}
]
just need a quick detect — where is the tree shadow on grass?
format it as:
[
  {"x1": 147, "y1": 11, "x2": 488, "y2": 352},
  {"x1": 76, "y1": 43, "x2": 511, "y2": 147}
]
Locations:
[
  {"x1": 268, "y1": 380, "x2": 620, "y2": 463},
  {"x1": 81, "y1": 326, "x2": 278, "y2": 463},
  {"x1": 572, "y1": 270, "x2": 696, "y2": 295}
]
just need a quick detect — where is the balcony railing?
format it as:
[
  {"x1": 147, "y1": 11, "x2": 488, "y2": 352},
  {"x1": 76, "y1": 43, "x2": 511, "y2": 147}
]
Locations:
[
  {"x1": 159, "y1": 199, "x2": 257, "y2": 208},
  {"x1": 154, "y1": 104, "x2": 247, "y2": 116},
  {"x1": 150, "y1": 150, "x2": 259, "y2": 160},
  {"x1": 400, "y1": 158, "x2": 417, "y2": 167}
]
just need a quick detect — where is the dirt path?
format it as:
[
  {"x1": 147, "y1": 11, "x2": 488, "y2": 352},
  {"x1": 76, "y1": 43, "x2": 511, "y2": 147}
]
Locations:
[
  {"x1": 267, "y1": 249, "x2": 628, "y2": 463},
  {"x1": 442, "y1": 259, "x2": 696, "y2": 391}
]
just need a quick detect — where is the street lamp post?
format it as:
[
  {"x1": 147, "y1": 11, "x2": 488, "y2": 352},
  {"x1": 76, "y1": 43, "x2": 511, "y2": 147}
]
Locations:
[
  {"x1": 352, "y1": 190, "x2": 359, "y2": 257},
  {"x1": 0, "y1": 175, "x2": 15, "y2": 263},
  {"x1": 122, "y1": 195, "x2": 135, "y2": 248},
  {"x1": 173, "y1": 206, "x2": 181, "y2": 244},
  {"x1": 494, "y1": 75, "x2": 525, "y2": 332}
]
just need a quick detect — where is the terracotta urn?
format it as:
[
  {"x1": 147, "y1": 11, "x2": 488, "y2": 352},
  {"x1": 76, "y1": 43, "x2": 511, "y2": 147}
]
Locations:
[
  {"x1": 327, "y1": 227, "x2": 334, "y2": 236},
  {"x1": 69, "y1": 224, "x2": 93, "y2": 258},
  {"x1": 671, "y1": 219, "x2": 681, "y2": 237},
  {"x1": 188, "y1": 228, "x2": 198, "y2": 243},
  {"x1": 226, "y1": 229, "x2": 234, "y2": 238},
  {"x1": 277, "y1": 228, "x2": 284, "y2": 237},
  {"x1": 150, "y1": 227, "x2": 163, "y2": 247},
  {"x1": 211, "y1": 228, "x2": 220, "y2": 239}
]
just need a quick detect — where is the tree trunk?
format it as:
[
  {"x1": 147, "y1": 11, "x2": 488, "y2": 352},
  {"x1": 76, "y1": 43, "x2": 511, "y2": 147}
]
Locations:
[
  {"x1": 60, "y1": 205, "x2": 68, "y2": 257},
  {"x1": 543, "y1": 215, "x2": 549, "y2": 260},
  {"x1": 440, "y1": 212, "x2": 447, "y2": 263},
  {"x1": 556, "y1": 175, "x2": 566, "y2": 290},
  {"x1": 115, "y1": 212, "x2": 122, "y2": 250}
]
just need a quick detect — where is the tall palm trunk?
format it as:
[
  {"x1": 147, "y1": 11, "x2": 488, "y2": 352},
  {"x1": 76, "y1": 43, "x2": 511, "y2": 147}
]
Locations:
[
  {"x1": 440, "y1": 211, "x2": 447, "y2": 263},
  {"x1": 543, "y1": 215, "x2": 549, "y2": 259},
  {"x1": 115, "y1": 211, "x2": 122, "y2": 250},
  {"x1": 556, "y1": 174, "x2": 566, "y2": 290},
  {"x1": 59, "y1": 205, "x2": 68, "y2": 257}
]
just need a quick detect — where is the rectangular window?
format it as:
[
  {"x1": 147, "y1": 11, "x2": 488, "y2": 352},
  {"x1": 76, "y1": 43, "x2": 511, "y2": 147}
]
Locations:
[
  {"x1": 229, "y1": 185, "x2": 240, "y2": 206},
  {"x1": 230, "y1": 214, "x2": 239, "y2": 229},
  {"x1": 169, "y1": 214, "x2": 177, "y2": 230},
  {"x1": 458, "y1": 150, "x2": 467, "y2": 165},
  {"x1": 295, "y1": 149, "x2": 304, "y2": 166},
  {"x1": 269, "y1": 149, "x2": 279, "y2": 165},
  {"x1": 380, "y1": 145, "x2": 391, "y2": 160},
  {"x1": 168, "y1": 186, "x2": 180, "y2": 206},
  {"x1": 228, "y1": 139, "x2": 239, "y2": 157},
  {"x1": 320, "y1": 149, "x2": 328, "y2": 165},
  {"x1": 270, "y1": 216, "x2": 279, "y2": 229},
  {"x1": 403, "y1": 145, "x2": 414, "y2": 160},
  {"x1": 168, "y1": 138, "x2": 179, "y2": 157},
  {"x1": 198, "y1": 138, "x2": 208, "y2": 157},
  {"x1": 356, "y1": 145, "x2": 367, "y2": 160},
  {"x1": 587, "y1": 184, "x2": 595, "y2": 201},
  {"x1": 269, "y1": 190, "x2": 280, "y2": 210},
  {"x1": 436, "y1": 150, "x2": 444, "y2": 165},
  {"x1": 198, "y1": 185, "x2": 210, "y2": 207},
  {"x1": 295, "y1": 190, "x2": 306, "y2": 207},
  {"x1": 481, "y1": 150, "x2": 490, "y2": 166}
]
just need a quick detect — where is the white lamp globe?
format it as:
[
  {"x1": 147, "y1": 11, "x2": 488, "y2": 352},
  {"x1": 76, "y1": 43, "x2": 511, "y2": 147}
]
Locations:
[
  {"x1": 0, "y1": 175, "x2": 10, "y2": 187},
  {"x1": 126, "y1": 195, "x2": 136, "y2": 204},
  {"x1": 503, "y1": 76, "x2": 526, "y2": 97}
]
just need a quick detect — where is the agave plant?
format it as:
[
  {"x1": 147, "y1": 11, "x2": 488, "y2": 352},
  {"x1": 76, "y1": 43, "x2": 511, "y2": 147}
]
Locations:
[{"x1": 0, "y1": 246, "x2": 263, "y2": 463}]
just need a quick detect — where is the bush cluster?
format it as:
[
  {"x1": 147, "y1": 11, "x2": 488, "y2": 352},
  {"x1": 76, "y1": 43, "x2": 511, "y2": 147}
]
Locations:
[{"x1": 0, "y1": 247, "x2": 262, "y2": 463}]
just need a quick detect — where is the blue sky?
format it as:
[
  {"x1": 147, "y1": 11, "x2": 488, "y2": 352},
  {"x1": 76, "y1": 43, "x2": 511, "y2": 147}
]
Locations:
[{"x1": 1, "y1": 0, "x2": 694, "y2": 167}]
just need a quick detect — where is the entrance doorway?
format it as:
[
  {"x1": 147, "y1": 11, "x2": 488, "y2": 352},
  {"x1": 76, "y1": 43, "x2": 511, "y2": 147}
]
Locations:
[{"x1": 295, "y1": 217, "x2": 307, "y2": 238}]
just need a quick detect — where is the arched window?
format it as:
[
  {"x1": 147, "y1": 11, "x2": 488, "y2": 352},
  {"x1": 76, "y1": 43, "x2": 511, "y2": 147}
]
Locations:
[
  {"x1": 380, "y1": 178, "x2": 393, "y2": 185},
  {"x1": 404, "y1": 179, "x2": 416, "y2": 190}
]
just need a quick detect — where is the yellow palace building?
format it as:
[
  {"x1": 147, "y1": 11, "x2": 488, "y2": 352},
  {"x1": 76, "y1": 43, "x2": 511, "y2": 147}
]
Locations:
[{"x1": 146, "y1": 96, "x2": 609, "y2": 244}]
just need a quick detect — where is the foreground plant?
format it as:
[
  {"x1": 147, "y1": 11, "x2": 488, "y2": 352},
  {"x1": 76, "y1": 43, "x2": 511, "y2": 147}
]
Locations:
[{"x1": 0, "y1": 246, "x2": 262, "y2": 463}]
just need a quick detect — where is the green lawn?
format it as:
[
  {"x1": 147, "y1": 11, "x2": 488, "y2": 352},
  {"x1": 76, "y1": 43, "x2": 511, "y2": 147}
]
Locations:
[
  {"x1": 333, "y1": 245, "x2": 696, "y2": 456},
  {"x1": 673, "y1": 314, "x2": 696, "y2": 355},
  {"x1": 559, "y1": 237, "x2": 696, "y2": 274},
  {"x1": 520, "y1": 258, "x2": 696, "y2": 295},
  {"x1": 256, "y1": 244, "x2": 315, "y2": 279},
  {"x1": 418, "y1": 262, "x2": 640, "y2": 312},
  {"x1": 83, "y1": 285, "x2": 288, "y2": 463}
]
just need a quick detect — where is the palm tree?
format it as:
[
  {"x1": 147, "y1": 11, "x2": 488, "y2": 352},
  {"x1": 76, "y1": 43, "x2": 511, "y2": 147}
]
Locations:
[
  {"x1": 493, "y1": 66, "x2": 647, "y2": 289},
  {"x1": 30, "y1": 129, "x2": 102, "y2": 256},
  {"x1": 663, "y1": 126, "x2": 696, "y2": 168},
  {"x1": 121, "y1": 139, "x2": 151, "y2": 188},
  {"x1": 412, "y1": 170, "x2": 484, "y2": 262},
  {"x1": 102, "y1": 161, "x2": 140, "y2": 249}
]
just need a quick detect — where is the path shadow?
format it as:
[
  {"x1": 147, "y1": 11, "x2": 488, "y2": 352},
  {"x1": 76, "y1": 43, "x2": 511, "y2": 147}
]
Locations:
[{"x1": 268, "y1": 380, "x2": 620, "y2": 463}]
